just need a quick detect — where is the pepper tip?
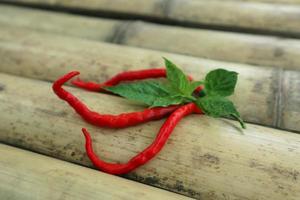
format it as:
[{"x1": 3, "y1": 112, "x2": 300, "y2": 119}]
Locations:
[{"x1": 81, "y1": 128, "x2": 90, "y2": 139}]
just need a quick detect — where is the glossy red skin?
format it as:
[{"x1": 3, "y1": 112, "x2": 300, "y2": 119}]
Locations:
[
  {"x1": 71, "y1": 68, "x2": 167, "y2": 92},
  {"x1": 82, "y1": 103, "x2": 202, "y2": 175},
  {"x1": 71, "y1": 68, "x2": 202, "y2": 93},
  {"x1": 52, "y1": 71, "x2": 179, "y2": 128}
]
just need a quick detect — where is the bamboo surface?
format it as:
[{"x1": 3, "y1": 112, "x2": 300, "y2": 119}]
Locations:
[
  {"x1": 0, "y1": 143, "x2": 193, "y2": 200},
  {"x1": 281, "y1": 70, "x2": 300, "y2": 132},
  {"x1": 1, "y1": 5, "x2": 300, "y2": 71},
  {"x1": 4, "y1": 0, "x2": 300, "y2": 36},
  {"x1": 227, "y1": 0, "x2": 300, "y2": 4},
  {"x1": 1, "y1": 2, "x2": 299, "y2": 200},
  {"x1": 0, "y1": 73, "x2": 299, "y2": 200},
  {"x1": 0, "y1": 5, "x2": 121, "y2": 42},
  {"x1": 119, "y1": 22, "x2": 300, "y2": 71},
  {"x1": 0, "y1": 25, "x2": 299, "y2": 132}
]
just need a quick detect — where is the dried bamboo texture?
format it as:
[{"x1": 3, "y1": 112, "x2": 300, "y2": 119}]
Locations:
[
  {"x1": 0, "y1": 73, "x2": 299, "y2": 199},
  {"x1": 119, "y1": 22, "x2": 300, "y2": 71},
  {"x1": 0, "y1": 5, "x2": 120, "y2": 41},
  {"x1": 226, "y1": 0, "x2": 300, "y2": 4},
  {"x1": 0, "y1": 143, "x2": 193, "y2": 200},
  {"x1": 1, "y1": 5, "x2": 300, "y2": 70},
  {"x1": 5, "y1": 0, "x2": 300, "y2": 35}
]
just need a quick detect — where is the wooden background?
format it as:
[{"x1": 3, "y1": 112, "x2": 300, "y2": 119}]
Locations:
[{"x1": 0, "y1": 1, "x2": 299, "y2": 200}]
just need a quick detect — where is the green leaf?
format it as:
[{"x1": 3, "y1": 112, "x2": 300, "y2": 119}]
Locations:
[
  {"x1": 205, "y1": 69, "x2": 238, "y2": 96},
  {"x1": 196, "y1": 96, "x2": 245, "y2": 129},
  {"x1": 158, "y1": 81, "x2": 181, "y2": 96},
  {"x1": 105, "y1": 80, "x2": 194, "y2": 107},
  {"x1": 151, "y1": 95, "x2": 183, "y2": 107},
  {"x1": 164, "y1": 57, "x2": 190, "y2": 94},
  {"x1": 105, "y1": 80, "x2": 170, "y2": 106}
]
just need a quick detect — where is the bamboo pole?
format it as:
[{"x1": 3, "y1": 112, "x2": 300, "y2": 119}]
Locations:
[
  {"x1": 120, "y1": 22, "x2": 300, "y2": 71},
  {"x1": 5, "y1": 0, "x2": 300, "y2": 35},
  {"x1": 0, "y1": 5, "x2": 121, "y2": 41},
  {"x1": 0, "y1": 25, "x2": 299, "y2": 132},
  {"x1": 0, "y1": 73, "x2": 299, "y2": 200},
  {"x1": 1, "y1": 5, "x2": 300, "y2": 71},
  {"x1": 5, "y1": 0, "x2": 164, "y2": 17},
  {"x1": 226, "y1": 0, "x2": 300, "y2": 4},
  {"x1": 0, "y1": 144, "x2": 193, "y2": 200},
  {"x1": 281, "y1": 70, "x2": 300, "y2": 131},
  {"x1": 168, "y1": 0, "x2": 300, "y2": 35}
]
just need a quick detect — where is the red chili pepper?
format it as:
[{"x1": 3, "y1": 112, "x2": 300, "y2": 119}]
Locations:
[
  {"x1": 71, "y1": 68, "x2": 167, "y2": 92},
  {"x1": 82, "y1": 103, "x2": 202, "y2": 175},
  {"x1": 71, "y1": 68, "x2": 201, "y2": 92},
  {"x1": 52, "y1": 71, "x2": 179, "y2": 128}
]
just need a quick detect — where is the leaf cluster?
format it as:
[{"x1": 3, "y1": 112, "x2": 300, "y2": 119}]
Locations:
[{"x1": 105, "y1": 58, "x2": 245, "y2": 128}]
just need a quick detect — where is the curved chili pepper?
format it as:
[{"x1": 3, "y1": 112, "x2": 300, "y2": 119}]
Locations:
[
  {"x1": 52, "y1": 71, "x2": 179, "y2": 128},
  {"x1": 71, "y1": 68, "x2": 167, "y2": 92},
  {"x1": 82, "y1": 103, "x2": 203, "y2": 174},
  {"x1": 71, "y1": 68, "x2": 201, "y2": 93}
]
